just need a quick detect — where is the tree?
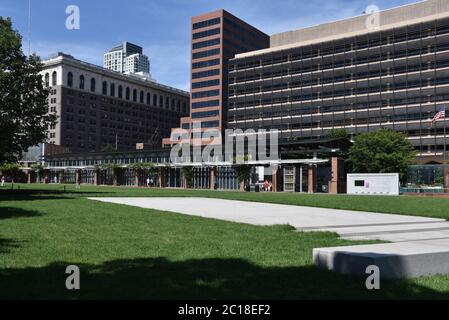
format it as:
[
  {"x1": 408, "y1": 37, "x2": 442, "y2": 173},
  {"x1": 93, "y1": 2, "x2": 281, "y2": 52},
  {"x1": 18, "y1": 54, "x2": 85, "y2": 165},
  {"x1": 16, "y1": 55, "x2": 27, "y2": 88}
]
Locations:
[
  {"x1": 0, "y1": 162, "x2": 20, "y2": 182},
  {"x1": 0, "y1": 17, "x2": 56, "y2": 163},
  {"x1": 347, "y1": 129, "x2": 416, "y2": 181},
  {"x1": 326, "y1": 128, "x2": 348, "y2": 139}
]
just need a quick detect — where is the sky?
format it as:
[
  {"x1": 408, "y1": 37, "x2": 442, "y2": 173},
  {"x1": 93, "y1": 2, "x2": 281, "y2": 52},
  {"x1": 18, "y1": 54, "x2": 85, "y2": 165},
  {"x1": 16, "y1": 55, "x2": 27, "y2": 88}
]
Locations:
[{"x1": 1, "y1": 0, "x2": 415, "y2": 91}]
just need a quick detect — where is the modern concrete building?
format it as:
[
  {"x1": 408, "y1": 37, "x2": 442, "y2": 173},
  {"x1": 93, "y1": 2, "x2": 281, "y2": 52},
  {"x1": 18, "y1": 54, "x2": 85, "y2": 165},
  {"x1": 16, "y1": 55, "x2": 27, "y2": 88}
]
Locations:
[
  {"x1": 41, "y1": 52, "x2": 189, "y2": 153},
  {"x1": 104, "y1": 41, "x2": 151, "y2": 77},
  {"x1": 163, "y1": 9, "x2": 269, "y2": 147},
  {"x1": 229, "y1": 0, "x2": 449, "y2": 164}
]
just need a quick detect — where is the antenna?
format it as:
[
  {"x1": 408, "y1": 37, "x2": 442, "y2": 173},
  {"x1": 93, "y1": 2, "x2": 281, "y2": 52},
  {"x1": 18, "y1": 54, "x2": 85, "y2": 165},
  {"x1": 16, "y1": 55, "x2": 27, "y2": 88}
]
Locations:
[{"x1": 27, "y1": 0, "x2": 31, "y2": 56}]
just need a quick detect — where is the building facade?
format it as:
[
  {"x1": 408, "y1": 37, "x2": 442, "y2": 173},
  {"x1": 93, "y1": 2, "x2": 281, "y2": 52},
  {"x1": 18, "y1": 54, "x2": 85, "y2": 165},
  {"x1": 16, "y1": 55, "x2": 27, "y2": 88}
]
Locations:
[
  {"x1": 229, "y1": 0, "x2": 449, "y2": 164},
  {"x1": 104, "y1": 41, "x2": 151, "y2": 76},
  {"x1": 163, "y1": 9, "x2": 269, "y2": 146},
  {"x1": 41, "y1": 53, "x2": 189, "y2": 153}
]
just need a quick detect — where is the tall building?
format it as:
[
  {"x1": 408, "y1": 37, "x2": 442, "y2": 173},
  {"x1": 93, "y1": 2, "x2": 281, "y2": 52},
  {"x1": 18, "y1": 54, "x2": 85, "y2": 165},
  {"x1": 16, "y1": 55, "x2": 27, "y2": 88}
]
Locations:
[
  {"x1": 163, "y1": 9, "x2": 269, "y2": 147},
  {"x1": 104, "y1": 41, "x2": 151, "y2": 76},
  {"x1": 41, "y1": 53, "x2": 189, "y2": 153},
  {"x1": 229, "y1": 0, "x2": 449, "y2": 164}
]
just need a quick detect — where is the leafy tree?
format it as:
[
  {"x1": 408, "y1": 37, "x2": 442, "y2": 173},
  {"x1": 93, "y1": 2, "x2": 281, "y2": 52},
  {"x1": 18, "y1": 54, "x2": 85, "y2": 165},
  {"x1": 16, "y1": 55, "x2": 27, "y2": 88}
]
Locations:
[
  {"x1": 0, "y1": 17, "x2": 56, "y2": 163},
  {"x1": 181, "y1": 166, "x2": 193, "y2": 188},
  {"x1": 326, "y1": 128, "x2": 348, "y2": 139},
  {"x1": 347, "y1": 129, "x2": 416, "y2": 181},
  {"x1": 0, "y1": 162, "x2": 20, "y2": 182},
  {"x1": 101, "y1": 143, "x2": 115, "y2": 152}
]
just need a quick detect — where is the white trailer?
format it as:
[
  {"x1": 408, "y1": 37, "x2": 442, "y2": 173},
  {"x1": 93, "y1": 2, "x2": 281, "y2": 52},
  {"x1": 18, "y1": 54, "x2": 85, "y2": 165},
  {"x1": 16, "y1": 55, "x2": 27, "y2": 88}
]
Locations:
[{"x1": 347, "y1": 173, "x2": 400, "y2": 195}]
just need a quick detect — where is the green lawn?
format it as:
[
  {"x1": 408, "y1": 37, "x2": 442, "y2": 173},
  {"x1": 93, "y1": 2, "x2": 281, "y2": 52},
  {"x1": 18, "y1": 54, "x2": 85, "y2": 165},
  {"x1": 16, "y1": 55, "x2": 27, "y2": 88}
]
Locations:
[{"x1": 1, "y1": 184, "x2": 449, "y2": 299}]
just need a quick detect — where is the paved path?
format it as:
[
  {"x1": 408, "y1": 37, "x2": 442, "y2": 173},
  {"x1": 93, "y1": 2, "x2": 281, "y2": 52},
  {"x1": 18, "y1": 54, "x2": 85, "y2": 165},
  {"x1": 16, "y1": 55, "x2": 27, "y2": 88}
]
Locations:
[
  {"x1": 89, "y1": 197, "x2": 449, "y2": 278},
  {"x1": 89, "y1": 197, "x2": 446, "y2": 242}
]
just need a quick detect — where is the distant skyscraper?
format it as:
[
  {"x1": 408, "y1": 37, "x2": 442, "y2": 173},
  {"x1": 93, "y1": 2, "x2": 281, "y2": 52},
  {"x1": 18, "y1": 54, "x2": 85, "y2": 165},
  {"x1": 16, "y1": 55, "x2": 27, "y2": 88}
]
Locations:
[{"x1": 104, "y1": 41, "x2": 150, "y2": 76}]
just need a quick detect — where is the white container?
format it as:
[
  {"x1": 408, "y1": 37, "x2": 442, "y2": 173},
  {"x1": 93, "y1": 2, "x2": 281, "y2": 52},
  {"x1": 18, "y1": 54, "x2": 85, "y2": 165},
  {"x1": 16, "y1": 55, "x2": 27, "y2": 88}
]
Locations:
[{"x1": 347, "y1": 173, "x2": 400, "y2": 195}]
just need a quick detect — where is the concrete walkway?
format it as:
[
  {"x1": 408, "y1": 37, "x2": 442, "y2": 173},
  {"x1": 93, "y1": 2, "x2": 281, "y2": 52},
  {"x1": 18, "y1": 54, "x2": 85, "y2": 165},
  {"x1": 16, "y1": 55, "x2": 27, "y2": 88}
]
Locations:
[
  {"x1": 89, "y1": 197, "x2": 449, "y2": 278},
  {"x1": 89, "y1": 197, "x2": 446, "y2": 241}
]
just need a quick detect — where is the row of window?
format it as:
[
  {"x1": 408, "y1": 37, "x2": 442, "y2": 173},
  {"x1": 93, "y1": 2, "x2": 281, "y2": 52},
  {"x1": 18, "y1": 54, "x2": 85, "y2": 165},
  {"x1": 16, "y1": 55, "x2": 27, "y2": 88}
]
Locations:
[
  {"x1": 192, "y1": 48, "x2": 220, "y2": 60},
  {"x1": 192, "y1": 68, "x2": 220, "y2": 79},
  {"x1": 192, "y1": 99, "x2": 220, "y2": 109},
  {"x1": 192, "y1": 89, "x2": 220, "y2": 99},
  {"x1": 193, "y1": 27, "x2": 221, "y2": 40},
  {"x1": 192, "y1": 79, "x2": 220, "y2": 89},
  {"x1": 192, "y1": 38, "x2": 220, "y2": 50},
  {"x1": 191, "y1": 110, "x2": 220, "y2": 119},
  {"x1": 192, "y1": 58, "x2": 220, "y2": 69},
  {"x1": 63, "y1": 72, "x2": 187, "y2": 112},
  {"x1": 193, "y1": 17, "x2": 221, "y2": 30}
]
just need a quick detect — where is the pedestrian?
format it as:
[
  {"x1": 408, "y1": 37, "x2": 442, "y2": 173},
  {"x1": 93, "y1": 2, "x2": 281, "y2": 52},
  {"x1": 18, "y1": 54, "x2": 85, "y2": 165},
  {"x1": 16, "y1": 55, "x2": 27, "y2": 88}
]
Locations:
[
  {"x1": 269, "y1": 182, "x2": 272, "y2": 192},
  {"x1": 263, "y1": 179, "x2": 269, "y2": 192},
  {"x1": 1, "y1": 176, "x2": 5, "y2": 187},
  {"x1": 75, "y1": 177, "x2": 81, "y2": 189},
  {"x1": 146, "y1": 177, "x2": 150, "y2": 187}
]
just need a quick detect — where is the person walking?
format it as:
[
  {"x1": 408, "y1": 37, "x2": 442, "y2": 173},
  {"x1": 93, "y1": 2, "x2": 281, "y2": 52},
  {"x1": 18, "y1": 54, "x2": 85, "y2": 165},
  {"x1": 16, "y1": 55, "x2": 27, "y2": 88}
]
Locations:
[
  {"x1": 263, "y1": 179, "x2": 269, "y2": 192},
  {"x1": 146, "y1": 177, "x2": 150, "y2": 188},
  {"x1": 1, "y1": 176, "x2": 5, "y2": 187}
]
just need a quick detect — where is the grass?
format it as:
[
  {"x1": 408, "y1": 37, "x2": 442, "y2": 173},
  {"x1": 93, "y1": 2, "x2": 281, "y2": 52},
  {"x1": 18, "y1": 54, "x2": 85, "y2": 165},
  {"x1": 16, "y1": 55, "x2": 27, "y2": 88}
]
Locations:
[{"x1": 1, "y1": 183, "x2": 449, "y2": 299}]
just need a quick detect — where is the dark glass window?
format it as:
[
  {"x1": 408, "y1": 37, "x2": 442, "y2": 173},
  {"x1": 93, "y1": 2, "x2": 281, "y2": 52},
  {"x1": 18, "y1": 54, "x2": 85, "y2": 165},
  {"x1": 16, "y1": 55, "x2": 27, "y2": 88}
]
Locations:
[
  {"x1": 192, "y1": 79, "x2": 220, "y2": 89},
  {"x1": 102, "y1": 81, "x2": 107, "y2": 95},
  {"x1": 126, "y1": 87, "x2": 130, "y2": 100},
  {"x1": 192, "y1": 69, "x2": 220, "y2": 79},
  {"x1": 66, "y1": 73, "x2": 71, "y2": 87},
  {"x1": 192, "y1": 17, "x2": 220, "y2": 30},
  {"x1": 110, "y1": 83, "x2": 115, "y2": 97},
  {"x1": 133, "y1": 89, "x2": 137, "y2": 102},
  {"x1": 147, "y1": 92, "x2": 151, "y2": 105},
  {"x1": 79, "y1": 75, "x2": 85, "y2": 89},
  {"x1": 192, "y1": 38, "x2": 220, "y2": 50},
  {"x1": 193, "y1": 28, "x2": 220, "y2": 40},
  {"x1": 52, "y1": 71, "x2": 57, "y2": 86},
  {"x1": 192, "y1": 89, "x2": 220, "y2": 99},
  {"x1": 90, "y1": 78, "x2": 96, "y2": 92},
  {"x1": 191, "y1": 110, "x2": 219, "y2": 119},
  {"x1": 192, "y1": 100, "x2": 220, "y2": 109},
  {"x1": 140, "y1": 91, "x2": 144, "y2": 103},
  {"x1": 192, "y1": 59, "x2": 220, "y2": 69},
  {"x1": 118, "y1": 85, "x2": 123, "y2": 98},
  {"x1": 192, "y1": 48, "x2": 220, "y2": 60}
]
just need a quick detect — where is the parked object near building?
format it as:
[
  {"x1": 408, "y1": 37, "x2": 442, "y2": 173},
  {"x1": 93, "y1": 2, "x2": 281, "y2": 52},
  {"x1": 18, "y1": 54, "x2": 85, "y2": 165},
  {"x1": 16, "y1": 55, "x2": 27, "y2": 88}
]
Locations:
[{"x1": 347, "y1": 173, "x2": 400, "y2": 195}]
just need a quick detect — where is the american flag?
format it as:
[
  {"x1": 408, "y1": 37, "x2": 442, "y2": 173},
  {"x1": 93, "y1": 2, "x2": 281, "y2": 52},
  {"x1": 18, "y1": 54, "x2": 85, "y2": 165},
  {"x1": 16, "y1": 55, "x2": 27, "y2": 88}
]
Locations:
[{"x1": 430, "y1": 106, "x2": 446, "y2": 126}]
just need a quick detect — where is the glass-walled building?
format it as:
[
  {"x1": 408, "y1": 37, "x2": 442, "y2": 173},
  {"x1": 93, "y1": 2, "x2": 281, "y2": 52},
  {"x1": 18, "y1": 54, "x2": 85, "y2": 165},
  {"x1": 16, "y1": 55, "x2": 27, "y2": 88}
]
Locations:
[{"x1": 228, "y1": 0, "x2": 449, "y2": 164}]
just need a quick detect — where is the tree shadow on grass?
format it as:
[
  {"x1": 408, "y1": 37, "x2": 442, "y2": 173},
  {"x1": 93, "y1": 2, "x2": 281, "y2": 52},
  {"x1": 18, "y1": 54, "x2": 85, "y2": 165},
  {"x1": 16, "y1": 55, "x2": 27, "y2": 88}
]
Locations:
[
  {"x1": 0, "y1": 207, "x2": 44, "y2": 219},
  {"x1": 0, "y1": 257, "x2": 448, "y2": 300},
  {"x1": 0, "y1": 238, "x2": 21, "y2": 254}
]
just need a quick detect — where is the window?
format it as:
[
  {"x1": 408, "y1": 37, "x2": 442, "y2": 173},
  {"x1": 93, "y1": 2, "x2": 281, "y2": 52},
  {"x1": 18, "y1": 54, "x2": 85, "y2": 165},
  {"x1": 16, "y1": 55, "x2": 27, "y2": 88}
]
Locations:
[
  {"x1": 118, "y1": 85, "x2": 123, "y2": 98},
  {"x1": 159, "y1": 96, "x2": 163, "y2": 107},
  {"x1": 192, "y1": 89, "x2": 220, "y2": 99},
  {"x1": 79, "y1": 75, "x2": 85, "y2": 89},
  {"x1": 147, "y1": 92, "x2": 151, "y2": 105},
  {"x1": 90, "y1": 78, "x2": 96, "y2": 92},
  {"x1": 102, "y1": 81, "x2": 107, "y2": 95},
  {"x1": 192, "y1": 48, "x2": 220, "y2": 60},
  {"x1": 126, "y1": 87, "x2": 130, "y2": 100},
  {"x1": 153, "y1": 94, "x2": 157, "y2": 106},
  {"x1": 140, "y1": 91, "x2": 144, "y2": 103},
  {"x1": 201, "y1": 120, "x2": 219, "y2": 128},
  {"x1": 110, "y1": 83, "x2": 115, "y2": 97},
  {"x1": 192, "y1": 69, "x2": 220, "y2": 79},
  {"x1": 165, "y1": 97, "x2": 169, "y2": 108},
  {"x1": 192, "y1": 99, "x2": 220, "y2": 109},
  {"x1": 192, "y1": 27, "x2": 220, "y2": 40},
  {"x1": 354, "y1": 180, "x2": 365, "y2": 187},
  {"x1": 191, "y1": 110, "x2": 219, "y2": 119},
  {"x1": 52, "y1": 71, "x2": 57, "y2": 86},
  {"x1": 192, "y1": 38, "x2": 220, "y2": 50},
  {"x1": 192, "y1": 79, "x2": 219, "y2": 89},
  {"x1": 133, "y1": 89, "x2": 137, "y2": 102},
  {"x1": 192, "y1": 17, "x2": 220, "y2": 30},
  {"x1": 192, "y1": 59, "x2": 220, "y2": 69},
  {"x1": 65, "y1": 72, "x2": 71, "y2": 87},
  {"x1": 45, "y1": 73, "x2": 50, "y2": 87}
]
